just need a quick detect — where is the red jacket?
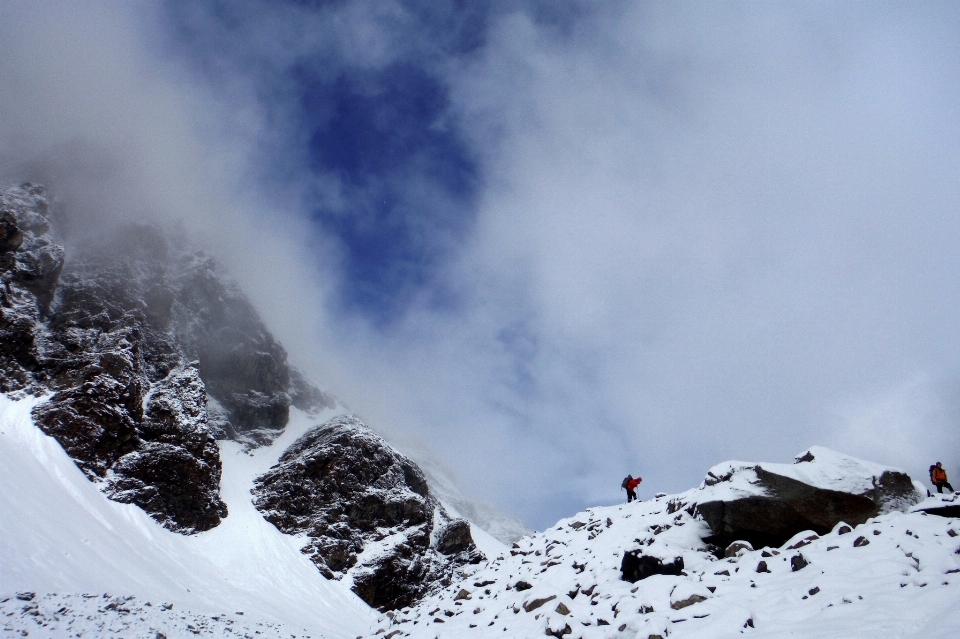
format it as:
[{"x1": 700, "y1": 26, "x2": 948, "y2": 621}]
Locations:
[{"x1": 626, "y1": 477, "x2": 642, "y2": 491}]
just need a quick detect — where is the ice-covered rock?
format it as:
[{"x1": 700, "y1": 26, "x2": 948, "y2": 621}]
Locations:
[
  {"x1": 252, "y1": 414, "x2": 484, "y2": 610},
  {"x1": 693, "y1": 446, "x2": 924, "y2": 548}
]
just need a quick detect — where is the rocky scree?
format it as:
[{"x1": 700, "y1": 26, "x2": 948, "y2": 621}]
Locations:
[
  {"x1": 252, "y1": 415, "x2": 484, "y2": 611},
  {"x1": 0, "y1": 184, "x2": 330, "y2": 533}
]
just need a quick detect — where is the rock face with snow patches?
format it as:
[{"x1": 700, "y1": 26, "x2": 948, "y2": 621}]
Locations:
[
  {"x1": 692, "y1": 447, "x2": 924, "y2": 548},
  {"x1": 0, "y1": 184, "x2": 332, "y2": 532},
  {"x1": 252, "y1": 414, "x2": 484, "y2": 610}
]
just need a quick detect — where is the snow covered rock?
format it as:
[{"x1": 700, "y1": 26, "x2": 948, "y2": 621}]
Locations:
[
  {"x1": 692, "y1": 446, "x2": 924, "y2": 548},
  {"x1": 0, "y1": 184, "x2": 333, "y2": 533},
  {"x1": 252, "y1": 415, "x2": 484, "y2": 610}
]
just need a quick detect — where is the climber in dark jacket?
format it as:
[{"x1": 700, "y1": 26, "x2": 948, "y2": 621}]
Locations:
[{"x1": 621, "y1": 475, "x2": 642, "y2": 503}]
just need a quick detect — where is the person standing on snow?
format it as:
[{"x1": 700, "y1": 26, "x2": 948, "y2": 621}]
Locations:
[
  {"x1": 621, "y1": 475, "x2": 642, "y2": 503},
  {"x1": 930, "y1": 462, "x2": 954, "y2": 493}
]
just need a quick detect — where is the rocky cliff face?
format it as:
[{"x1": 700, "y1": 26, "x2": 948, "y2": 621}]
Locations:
[
  {"x1": 2, "y1": 184, "x2": 485, "y2": 608},
  {"x1": 0, "y1": 184, "x2": 331, "y2": 532},
  {"x1": 252, "y1": 415, "x2": 484, "y2": 611}
]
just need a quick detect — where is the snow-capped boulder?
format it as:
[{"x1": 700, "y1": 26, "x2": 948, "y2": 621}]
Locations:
[
  {"x1": 252, "y1": 415, "x2": 483, "y2": 610},
  {"x1": 693, "y1": 446, "x2": 924, "y2": 548}
]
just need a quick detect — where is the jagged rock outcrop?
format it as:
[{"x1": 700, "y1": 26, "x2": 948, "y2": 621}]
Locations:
[
  {"x1": 691, "y1": 446, "x2": 924, "y2": 548},
  {"x1": 252, "y1": 415, "x2": 483, "y2": 610},
  {"x1": 0, "y1": 184, "x2": 331, "y2": 532}
]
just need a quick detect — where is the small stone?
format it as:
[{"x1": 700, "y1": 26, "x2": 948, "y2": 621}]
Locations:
[
  {"x1": 454, "y1": 589, "x2": 471, "y2": 601},
  {"x1": 523, "y1": 595, "x2": 557, "y2": 612},
  {"x1": 555, "y1": 602, "x2": 570, "y2": 615},
  {"x1": 837, "y1": 525, "x2": 852, "y2": 535},
  {"x1": 756, "y1": 561, "x2": 770, "y2": 573},
  {"x1": 853, "y1": 536, "x2": 870, "y2": 548},
  {"x1": 808, "y1": 587, "x2": 820, "y2": 596},
  {"x1": 671, "y1": 594, "x2": 707, "y2": 610},
  {"x1": 787, "y1": 534, "x2": 819, "y2": 550},
  {"x1": 515, "y1": 581, "x2": 533, "y2": 591},
  {"x1": 15, "y1": 592, "x2": 35, "y2": 602},
  {"x1": 790, "y1": 554, "x2": 808, "y2": 571}
]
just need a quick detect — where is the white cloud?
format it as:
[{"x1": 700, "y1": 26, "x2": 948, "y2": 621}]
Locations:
[{"x1": 3, "y1": 1, "x2": 960, "y2": 529}]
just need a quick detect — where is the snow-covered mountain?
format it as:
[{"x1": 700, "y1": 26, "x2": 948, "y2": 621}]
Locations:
[
  {"x1": 0, "y1": 183, "x2": 495, "y2": 618},
  {"x1": 4, "y1": 183, "x2": 960, "y2": 638}
]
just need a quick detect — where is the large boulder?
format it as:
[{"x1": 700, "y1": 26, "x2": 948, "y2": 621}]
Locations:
[
  {"x1": 693, "y1": 446, "x2": 924, "y2": 548},
  {"x1": 252, "y1": 415, "x2": 483, "y2": 610}
]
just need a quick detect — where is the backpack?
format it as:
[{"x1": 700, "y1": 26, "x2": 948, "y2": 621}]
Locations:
[
  {"x1": 930, "y1": 465, "x2": 938, "y2": 481},
  {"x1": 621, "y1": 476, "x2": 631, "y2": 490}
]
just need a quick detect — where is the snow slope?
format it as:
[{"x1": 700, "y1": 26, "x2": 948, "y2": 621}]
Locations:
[
  {"x1": 0, "y1": 394, "x2": 376, "y2": 638},
  {"x1": 377, "y1": 487, "x2": 960, "y2": 638}
]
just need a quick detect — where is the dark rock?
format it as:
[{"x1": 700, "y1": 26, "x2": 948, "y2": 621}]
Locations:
[
  {"x1": 545, "y1": 622, "x2": 572, "y2": 637},
  {"x1": 252, "y1": 415, "x2": 482, "y2": 610},
  {"x1": 523, "y1": 595, "x2": 556, "y2": 612},
  {"x1": 515, "y1": 581, "x2": 533, "y2": 591},
  {"x1": 853, "y1": 536, "x2": 870, "y2": 547},
  {"x1": 436, "y1": 519, "x2": 475, "y2": 555},
  {"x1": 756, "y1": 560, "x2": 769, "y2": 573},
  {"x1": 695, "y1": 448, "x2": 923, "y2": 549},
  {"x1": 790, "y1": 554, "x2": 808, "y2": 571},
  {"x1": 837, "y1": 525, "x2": 852, "y2": 535},
  {"x1": 671, "y1": 594, "x2": 707, "y2": 610},
  {"x1": 915, "y1": 504, "x2": 960, "y2": 518},
  {"x1": 620, "y1": 551, "x2": 684, "y2": 583}
]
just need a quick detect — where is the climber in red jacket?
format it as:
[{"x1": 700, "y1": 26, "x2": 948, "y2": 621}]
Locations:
[{"x1": 621, "y1": 475, "x2": 642, "y2": 503}]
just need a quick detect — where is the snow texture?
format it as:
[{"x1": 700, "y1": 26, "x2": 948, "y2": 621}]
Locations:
[{"x1": 0, "y1": 394, "x2": 375, "y2": 638}]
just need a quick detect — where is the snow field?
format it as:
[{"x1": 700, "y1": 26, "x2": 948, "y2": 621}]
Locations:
[
  {"x1": 377, "y1": 491, "x2": 960, "y2": 639},
  {"x1": 0, "y1": 592, "x2": 314, "y2": 638},
  {"x1": 0, "y1": 395, "x2": 376, "y2": 638}
]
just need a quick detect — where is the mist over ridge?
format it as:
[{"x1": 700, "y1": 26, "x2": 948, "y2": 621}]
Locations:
[{"x1": 3, "y1": 1, "x2": 960, "y2": 530}]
